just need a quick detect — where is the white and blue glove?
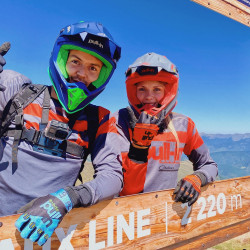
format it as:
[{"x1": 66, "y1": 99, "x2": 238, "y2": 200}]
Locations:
[{"x1": 15, "y1": 189, "x2": 74, "y2": 246}]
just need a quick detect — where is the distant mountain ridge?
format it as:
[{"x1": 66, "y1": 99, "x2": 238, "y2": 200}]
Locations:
[
  {"x1": 200, "y1": 133, "x2": 250, "y2": 141},
  {"x1": 200, "y1": 133, "x2": 250, "y2": 180},
  {"x1": 201, "y1": 133, "x2": 250, "y2": 153}
]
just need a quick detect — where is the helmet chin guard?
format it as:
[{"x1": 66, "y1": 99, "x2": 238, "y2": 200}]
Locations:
[
  {"x1": 49, "y1": 21, "x2": 121, "y2": 113},
  {"x1": 125, "y1": 52, "x2": 179, "y2": 117}
]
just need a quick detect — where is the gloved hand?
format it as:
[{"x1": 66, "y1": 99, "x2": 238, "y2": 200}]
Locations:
[
  {"x1": 15, "y1": 189, "x2": 73, "y2": 246},
  {"x1": 0, "y1": 54, "x2": 5, "y2": 73},
  {"x1": 127, "y1": 106, "x2": 166, "y2": 163},
  {"x1": 132, "y1": 111, "x2": 160, "y2": 148},
  {"x1": 173, "y1": 174, "x2": 203, "y2": 206},
  {"x1": 0, "y1": 42, "x2": 11, "y2": 91},
  {"x1": 0, "y1": 42, "x2": 10, "y2": 73}
]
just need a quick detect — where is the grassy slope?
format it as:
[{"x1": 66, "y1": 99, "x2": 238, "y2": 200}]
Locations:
[
  {"x1": 75, "y1": 161, "x2": 95, "y2": 186},
  {"x1": 76, "y1": 161, "x2": 249, "y2": 249},
  {"x1": 208, "y1": 233, "x2": 250, "y2": 250},
  {"x1": 75, "y1": 160, "x2": 194, "y2": 185}
]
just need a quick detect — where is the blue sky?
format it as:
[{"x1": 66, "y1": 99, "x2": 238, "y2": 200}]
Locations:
[{"x1": 1, "y1": 0, "x2": 250, "y2": 133}]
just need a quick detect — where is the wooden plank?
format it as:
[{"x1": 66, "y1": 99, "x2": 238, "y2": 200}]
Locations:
[
  {"x1": 190, "y1": 0, "x2": 250, "y2": 27},
  {"x1": 159, "y1": 218, "x2": 250, "y2": 249},
  {"x1": 224, "y1": 0, "x2": 250, "y2": 13},
  {"x1": 0, "y1": 176, "x2": 249, "y2": 249}
]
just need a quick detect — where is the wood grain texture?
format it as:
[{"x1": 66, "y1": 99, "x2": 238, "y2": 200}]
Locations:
[
  {"x1": 191, "y1": 0, "x2": 250, "y2": 27},
  {"x1": 0, "y1": 176, "x2": 249, "y2": 249}
]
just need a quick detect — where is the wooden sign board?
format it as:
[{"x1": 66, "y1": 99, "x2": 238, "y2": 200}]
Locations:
[
  {"x1": 0, "y1": 176, "x2": 249, "y2": 249},
  {"x1": 191, "y1": 0, "x2": 250, "y2": 27}
]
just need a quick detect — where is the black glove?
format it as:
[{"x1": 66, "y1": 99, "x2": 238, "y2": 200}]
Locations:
[
  {"x1": 0, "y1": 42, "x2": 11, "y2": 91},
  {"x1": 173, "y1": 172, "x2": 207, "y2": 206}
]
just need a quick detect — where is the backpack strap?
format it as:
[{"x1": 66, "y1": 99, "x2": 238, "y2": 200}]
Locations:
[
  {"x1": 40, "y1": 87, "x2": 51, "y2": 129},
  {"x1": 0, "y1": 83, "x2": 46, "y2": 137},
  {"x1": 0, "y1": 83, "x2": 47, "y2": 171},
  {"x1": 2, "y1": 85, "x2": 88, "y2": 161},
  {"x1": 1, "y1": 84, "x2": 100, "y2": 175}
]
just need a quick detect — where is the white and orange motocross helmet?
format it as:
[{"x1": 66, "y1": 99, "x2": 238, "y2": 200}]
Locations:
[{"x1": 125, "y1": 52, "x2": 179, "y2": 117}]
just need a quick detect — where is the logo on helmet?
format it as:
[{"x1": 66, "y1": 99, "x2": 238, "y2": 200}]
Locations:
[
  {"x1": 137, "y1": 66, "x2": 158, "y2": 76},
  {"x1": 141, "y1": 68, "x2": 155, "y2": 73},
  {"x1": 88, "y1": 39, "x2": 103, "y2": 49}
]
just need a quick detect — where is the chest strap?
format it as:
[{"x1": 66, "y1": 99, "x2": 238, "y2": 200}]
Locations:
[
  {"x1": 9, "y1": 87, "x2": 85, "y2": 159},
  {"x1": 6, "y1": 128, "x2": 85, "y2": 158}
]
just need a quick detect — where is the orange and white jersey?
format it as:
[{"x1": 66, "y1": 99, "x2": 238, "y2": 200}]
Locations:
[{"x1": 110, "y1": 108, "x2": 218, "y2": 196}]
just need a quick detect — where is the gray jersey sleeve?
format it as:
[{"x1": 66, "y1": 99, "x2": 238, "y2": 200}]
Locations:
[
  {"x1": 189, "y1": 143, "x2": 218, "y2": 183},
  {"x1": 70, "y1": 113, "x2": 123, "y2": 206},
  {"x1": 0, "y1": 70, "x2": 32, "y2": 119}
]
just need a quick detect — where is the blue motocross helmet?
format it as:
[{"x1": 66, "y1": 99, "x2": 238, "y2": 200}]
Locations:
[{"x1": 49, "y1": 21, "x2": 121, "y2": 113}]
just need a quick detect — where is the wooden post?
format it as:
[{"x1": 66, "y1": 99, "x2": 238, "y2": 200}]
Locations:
[
  {"x1": 0, "y1": 176, "x2": 249, "y2": 249},
  {"x1": 190, "y1": 0, "x2": 250, "y2": 27}
]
